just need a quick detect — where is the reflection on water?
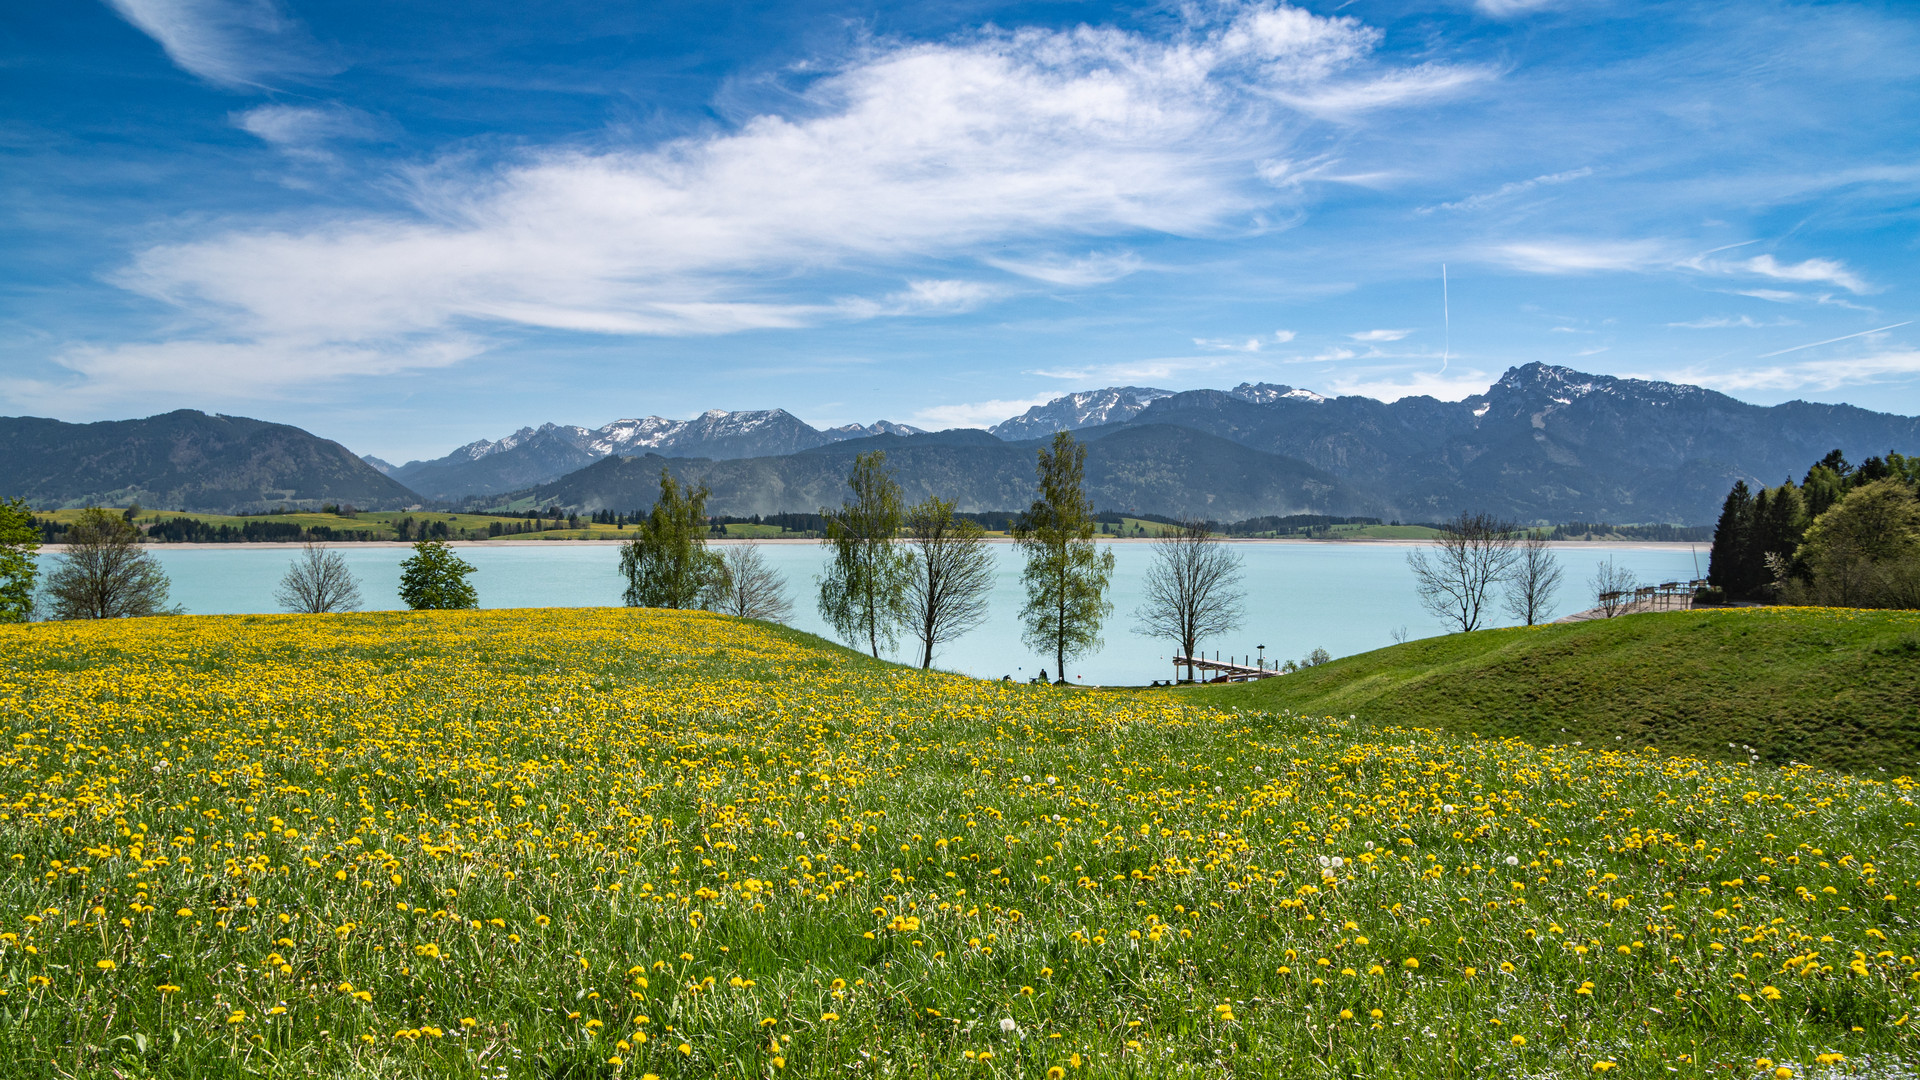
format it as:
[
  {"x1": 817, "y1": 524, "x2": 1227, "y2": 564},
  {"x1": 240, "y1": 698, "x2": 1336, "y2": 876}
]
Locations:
[{"x1": 137, "y1": 541, "x2": 1705, "y2": 686}]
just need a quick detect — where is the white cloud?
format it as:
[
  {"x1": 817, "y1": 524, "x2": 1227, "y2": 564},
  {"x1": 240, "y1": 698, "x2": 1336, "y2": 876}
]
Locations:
[
  {"x1": 234, "y1": 103, "x2": 379, "y2": 145},
  {"x1": 1667, "y1": 315, "x2": 1797, "y2": 329},
  {"x1": 1277, "y1": 63, "x2": 1493, "y2": 118},
  {"x1": 984, "y1": 251, "x2": 1143, "y2": 286},
  {"x1": 1417, "y1": 167, "x2": 1592, "y2": 214},
  {"x1": 911, "y1": 395, "x2": 1058, "y2": 431},
  {"x1": 1027, "y1": 355, "x2": 1237, "y2": 383},
  {"x1": 16, "y1": 335, "x2": 481, "y2": 411},
  {"x1": 1194, "y1": 337, "x2": 1266, "y2": 352},
  {"x1": 1654, "y1": 347, "x2": 1920, "y2": 395},
  {"x1": 1735, "y1": 289, "x2": 1805, "y2": 304},
  {"x1": 1273, "y1": 330, "x2": 1296, "y2": 343},
  {"x1": 1321, "y1": 367, "x2": 1492, "y2": 401},
  {"x1": 1739, "y1": 254, "x2": 1872, "y2": 295},
  {"x1": 1472, "y1": 0, "x2": 1569, "y2": 16},
  {"x1": 1495, "y1": 242, "x2": 1878, "y2": 301},
  {"x1": 103, "y1": 0, "x2": 331, "y2": 88},
  {"x1": 94, "y1": 1, "x2": 1487, "y2": 396},
  {"x1": 1492, "y1": 240, "x2": 1673, "y2": 275},
  {"x1": 1349, "y1": 328, "x2": 1411, "y2": 342}
]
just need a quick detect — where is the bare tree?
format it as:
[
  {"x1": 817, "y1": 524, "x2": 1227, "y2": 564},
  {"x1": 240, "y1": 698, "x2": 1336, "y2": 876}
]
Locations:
[
  {"x1": 902, "y1": 496, "x2": 994, "y2": 669},
  {"x1": 275, "y1": 543, "x2": 364, "y2": 614},
  {"x1": 1132, "y1": 521, "x2": 1245, "y2": 682},
  {"x1": 1407, "y1": 512, "x2": 1519, "y2": 633},
  {"x1": 1502, "y1": 533, "x2": 1564, "y2": 626},
  {"x1": 709, "y1": 543, "x2": 794, "y2": 623},
  {"x1": 1590, "y1": 557, "x2": 1639, "y2": 618},
  {"x1": 43, "y1": 507, "x2": 176, "y2": 619}
]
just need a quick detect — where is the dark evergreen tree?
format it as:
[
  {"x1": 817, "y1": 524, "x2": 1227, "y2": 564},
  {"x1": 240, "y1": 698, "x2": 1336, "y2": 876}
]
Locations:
[
  {"x1": 1809, "y1": 449, "x2": 1852, "y2": 480},
  {"x1": 1708, "y1": 481, "x2": 1755, "y2": 596},
  {"x1": 1753, "y1": 482, "x2": 1808, "y2": 586}
]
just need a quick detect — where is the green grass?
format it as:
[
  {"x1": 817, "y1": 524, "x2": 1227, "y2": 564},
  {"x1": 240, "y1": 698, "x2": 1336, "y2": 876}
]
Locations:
[
  {"x1": 0, "y1": 609, "x2": 1916, "y2": 1077},
  {"x1": 1189, "y1": 607, "x2": 1920, "y2": 774}
]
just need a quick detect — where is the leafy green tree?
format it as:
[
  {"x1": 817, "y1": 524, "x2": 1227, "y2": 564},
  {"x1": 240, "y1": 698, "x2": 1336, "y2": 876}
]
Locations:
[
  {"x1": 43, "y1": 507, "x2": 176, "y2": 619},
  {"x1": 818, "y1": 451, "x2": 910, "y2": 658},
  {"x1": 621, "y1": 468, "x2": 725, "y2": 609},
  {"x1": 1793, "y1": 479, "x2": 1920, "y2": 608},
  {"x1": 1801, "y1": 452, "x2": 1851, "y2": 518},
  {"x1": 903, "y1": 496, "x2": 995, "y2": 669},
  {"x1": 0, "y1": 497, "x2": 42, "y2": 622},
  {"x1": 1014, "y1": 432, "x2": 1115, "y2": 681},
  {"x1": 398, "y1": 540, "x2": 478, "y2": 610}
]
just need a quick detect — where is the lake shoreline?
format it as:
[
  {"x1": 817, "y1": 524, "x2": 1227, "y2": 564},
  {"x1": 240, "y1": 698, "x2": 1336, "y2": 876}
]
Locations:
[{"x1": 40, "y1": 537, "x2": 1708, "y2": 552}]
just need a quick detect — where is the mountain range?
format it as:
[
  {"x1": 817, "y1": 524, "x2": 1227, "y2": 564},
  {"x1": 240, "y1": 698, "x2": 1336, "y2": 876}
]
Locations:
[
  {"x1": 0, "y1": 410, "x2": 417, "y2": 514},
  {"x1": 6, "y1": 364, "x2": 1918, "y2": 522},
  {"x1": 376, "y1": 411, "x2": 924, "y2": 500}
]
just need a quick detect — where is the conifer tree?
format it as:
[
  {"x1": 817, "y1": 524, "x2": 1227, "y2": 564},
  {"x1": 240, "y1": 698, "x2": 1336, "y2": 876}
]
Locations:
[{"x1": 1708, "y1": 481, "x2": 1754, "y2": 596}]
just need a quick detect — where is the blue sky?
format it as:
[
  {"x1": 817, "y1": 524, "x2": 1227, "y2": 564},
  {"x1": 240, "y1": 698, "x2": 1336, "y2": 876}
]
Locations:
[{"x1": 3, "y1": 0, "x2": 1917, "y2": 462}]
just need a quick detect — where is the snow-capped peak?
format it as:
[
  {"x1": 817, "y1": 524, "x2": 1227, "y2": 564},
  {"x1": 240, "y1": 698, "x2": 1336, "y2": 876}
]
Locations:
[
  {"x1": 988, "y1": 386, "x2": 1174, "y2": 439},
  {"x1": 1231, "y1": 382, "x2": 1327, "y2": 405}
]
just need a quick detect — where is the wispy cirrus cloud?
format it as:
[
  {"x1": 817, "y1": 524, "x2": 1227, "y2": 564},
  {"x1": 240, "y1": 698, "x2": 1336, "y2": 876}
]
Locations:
[
  {"x1": 910, "y1": 395, "x2": 1059, "y2": 431},
  {"x1": 1668, "y1": 315, "x2": 1798, "y2": 329},
  {"x1": 1653, "y1": 346, "x2": 1920, "y2": 395},
  {"x1": 231, "y1": 103, "x2": 387, "y2": 163},
  {"x1": 1321, "y1": 366, "x2": 1493, "y2": 401},
  {"x1": 984, "y1": 251, "x2": 1143, "y2": 287},
  {"x1": 1495, "y1": 240, "x2": 1878, "y2": 300},
  {"x1": 102, "y1": 0, "x2": 334, "y2": 88},
  {"x1": 1349, "y1": 328, "x2": 1411, "y2": 341},
  {"x1": 1194, "y1": 337, "x2": 1266, "y2": 352},
  {"x1": 95, "y1": 1, "x2": 1487, "y2": 398},
  {"x1": 1417, "y1": 167, "x2": 1592, "y2": 214},
  {"x1": 1738, "y1": 254, "x2": 1873, "y2": 295}
]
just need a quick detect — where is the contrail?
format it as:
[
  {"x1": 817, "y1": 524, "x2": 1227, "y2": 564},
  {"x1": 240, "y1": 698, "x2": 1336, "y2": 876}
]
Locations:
[
  {"x1": 1439, "y1": 264, "x2": 1449, "y2": 375},
  {"x1": 1757, "y1": 321, "x2": 1912, "y2": 359}
]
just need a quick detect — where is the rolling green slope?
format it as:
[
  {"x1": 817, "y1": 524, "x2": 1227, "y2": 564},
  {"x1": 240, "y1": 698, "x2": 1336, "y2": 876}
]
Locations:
[{"x1": 1190, "y1": 607, "x2": 1920, "y2": 773}]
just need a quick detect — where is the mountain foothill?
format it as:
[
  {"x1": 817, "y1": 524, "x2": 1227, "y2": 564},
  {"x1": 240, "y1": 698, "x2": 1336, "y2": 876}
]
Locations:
[{"x1": 5, "y1": 364, "x2": 1916, "y2": 524}]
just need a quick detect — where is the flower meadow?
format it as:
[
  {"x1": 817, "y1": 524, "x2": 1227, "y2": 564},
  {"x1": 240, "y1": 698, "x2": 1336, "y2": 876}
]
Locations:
[{"x1": 0, "y1": 610, "x2": 1915, "y2": 1079}]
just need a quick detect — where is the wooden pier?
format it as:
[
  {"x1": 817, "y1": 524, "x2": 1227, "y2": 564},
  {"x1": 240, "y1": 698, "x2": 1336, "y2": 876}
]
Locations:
[{"x1": 1172, "y1": 654, "x2": 1279, "y2": 683}]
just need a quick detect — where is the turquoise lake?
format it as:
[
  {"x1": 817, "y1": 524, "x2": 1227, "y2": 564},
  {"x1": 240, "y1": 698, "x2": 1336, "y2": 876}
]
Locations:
[{"x1": 138, "y1": 542, "x2": 1705, "y2": 686}]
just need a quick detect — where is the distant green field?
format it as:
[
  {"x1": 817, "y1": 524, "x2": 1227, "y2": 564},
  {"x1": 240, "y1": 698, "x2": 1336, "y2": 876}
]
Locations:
[
  {"x1": 1187, "y1": 606, "x2": 1920, "y2": 773},
  {"x1": 31, "y1": 507, "x2": 634, "y2": 542}
]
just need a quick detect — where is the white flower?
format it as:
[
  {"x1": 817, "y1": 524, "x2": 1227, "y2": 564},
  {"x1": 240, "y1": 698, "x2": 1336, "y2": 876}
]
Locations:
[
  {"x1": 1330, "y1": 856, "x2": 1345, "y2": 868},
  {"x1": 1443, "y1": 804, "x2": 1456, "y2": 813},
  {"x1": 999, "y1": 1018, "x2": 1019, "y2": 1033},
  {"x1": 794, "y1": 831, "x2": 805, "y2": 840},
  {"x1": 1364, "y1": 841, "x2": 1375, "y2": 851},
  {"x1": 1505, "y1": 855, "x2": 1520, "y2": 866},
  {"x1": 1317, "y1": 855, "x2": 1331, "y2": 868}
]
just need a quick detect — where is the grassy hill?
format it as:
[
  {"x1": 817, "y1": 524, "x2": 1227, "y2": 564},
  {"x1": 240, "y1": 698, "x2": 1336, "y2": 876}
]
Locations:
[
  {"x1": 1, "y1": 608, "x2": 1913, "y2": 1076},
  {"x1": 1189, "y1": 606, "x2": 1920, "y2": 773}
]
